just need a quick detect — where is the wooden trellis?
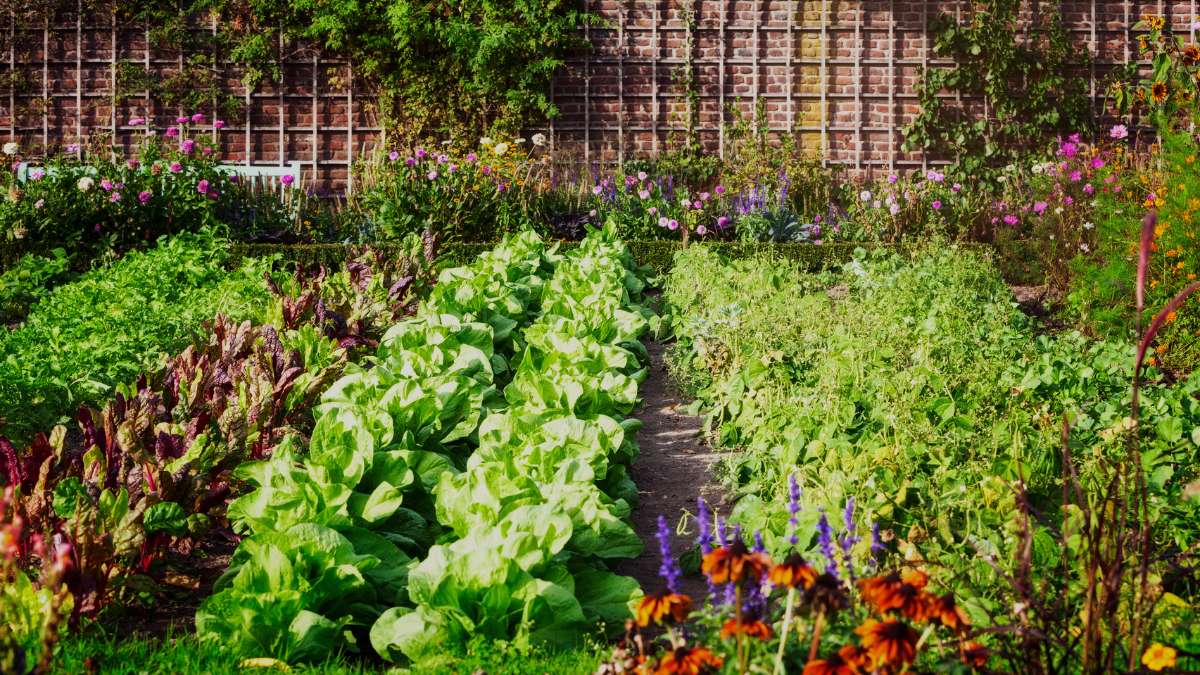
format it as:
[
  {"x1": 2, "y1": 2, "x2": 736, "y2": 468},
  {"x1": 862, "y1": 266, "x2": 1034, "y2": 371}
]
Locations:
[{"x1": 0, "y1": 1, "x2": 1192, "y2": 187}]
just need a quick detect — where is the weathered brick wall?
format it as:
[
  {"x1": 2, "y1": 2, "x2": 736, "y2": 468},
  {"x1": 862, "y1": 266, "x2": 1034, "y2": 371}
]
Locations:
[{"x1": 0, "y1": 1, "x2": 1191, "y2": 189}]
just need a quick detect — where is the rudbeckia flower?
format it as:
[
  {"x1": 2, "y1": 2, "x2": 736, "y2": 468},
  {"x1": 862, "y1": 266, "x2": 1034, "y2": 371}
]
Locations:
[
  {"x1": 768, "y1": 553, "x2": 818, "y2": 589},
  {"x1": 858, "y1": 569, "x2": 929, "y2": 620},
  {"x1": 720, "y1": 616, "x2": 772, "y2": 640},
  {"x1": 961, "y1": 641, "x2": 989, "y2": 668},
  {"x1": 803, "y1": 645, "x2": 866, "y2": 675},
  {"x1": 804, "y1": 572, "x2": 849, "y2": 615},
  {"x1": 635, "y1": 591, "x2": 691, "y2": 627},
  {"x1": 701, "y1": 539, "x2": 771, "y2": 585},
  {"x1": 855, "y1": 618, "x2": 919, "y2": 669},
  {"x1": 653, "y1": 645, "x2": 723, "y2": 674},
  {"x1": 925, "y1": 593, "x2": 970, "y2": 633}
]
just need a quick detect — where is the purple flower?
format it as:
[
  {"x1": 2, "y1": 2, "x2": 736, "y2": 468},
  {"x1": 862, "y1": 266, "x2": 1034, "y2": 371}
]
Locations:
[
  {"x1": 870, "y1": 521, "x2": 885, "y2": 567},
  {"x1": 405, "y1": 157, "x2": 416, "y2": 167},
  {"x1": 388, "y1": 150, "x2": 400, "y2": 161},
  {"x1": 168, "y1": 162, "x2": 182, "y2": 173},
  {"x1": 717, "y1": 215, "x2": 730, "y2": 228},
  {"x1": 696, "y1": 224, "x2": 708, "y2": 236},
  {"x1": 816, "y1": 511, "x2": 838, "y2": 577},
  {"x1": 280, "y1": 174, "x2": 295, "y2": 186},
  {"x1": 191, "y1": 113, "x2": 205, "y2": 123},
  {"x1": 175, "y1": 116, "x2": 190, "y2": 124},
  {"x1": 447, "y1": 164, "x2": 458, "y2": 174},
  {"x1": 1059, "y1": 141, "x2": 1079, "y2": 159},
  {"x1": 127, "y1": 116, "x2": 145, "y2": 126},
  {"x1": 109, "y1": 191, "x2": 121, "y2": 202},
  {"x1": 1033, "y1": 201, "x2": 1048, "y2": 215},
  {"x1": 466, "y1": 152, "x2": 477, "y2": 162},
  {"x1": 1110, "y1": 124, "x2": 1129, "y2": 140},
  {"x1": 840, "y1": 498, "x2": 860, "y2": 578},
  {"x1": 887, "y1": 174, "x2": 899, "y2": 184},
  {"x1": 931, "y1": 200, "x2": 942, "y2": 210},
  {"x1": 196, "y1": 179, "x2": 209, "y2": 194},
  {"x1": 656, "y1": 515, "x2": 683, "y2": 593},
  {"x1": 787, "y1": 473, "x2": 802, "y2": 546},
  {"x1": 1091, "y1": 157, "x2": 1105, "y2": 170},
  {"x1": 1003, "y1": 213, "x2": 1019, "y2": 226},
  {"x1": 715, "y1": 184, "x2": 725, "y2": 194},
  {"x1": 926, "y1": 169, "x2": 945, "y2": 183},
  {"x1": 592, "y1": 185, "x2": 603, "y2": 196},
  {"x1": 692, "y1": 200, "x2": 702, "y2": 210},
  {"x1": 1069, "y1": 170, "x2": 1082, "y2": 182},
  {"x1": 180, "y1": 139, "x2": 196, "y2": 154},
  {"x1": 667, "y1": 219, "x2": 679, "y2": 231},
  {"x1": 1084, "y1": 183, "x2": 1095, "y2": 195},
  {"x1": 437, "y1": 154, "x2": 448, "y2": 164},
  {"x1": 697, "y1": 497, "x2": 713, "y2": 554},
  {"x1": 951, "y1": 183, "x2": 962, "y2": 193},
  {"x1": 100, "y1": 179, "x2": 114, "y2": 191},
  {"x1": 427, "y1": 170, "x2": 438, "y2": 180},
  {"x1": 214, "y1": 119, "x2": 225, "y2": 130},
  {"x1": 66, "y1": 143, "x2": 80, "y2": 154},
  {"x1": 415, "y1": 147, "x2": 427, "y2": 159},
  {"x1": 165, "y1": 127, "x2": 180, "y2": 138},
  {"x1": 138, "y1": 190, "x2": 152, "y2": 204},
  {"x1": 752, "y1": 530, "x2": 765, "y2": 553},
  {"x1": 658, "y1": 216, "x2": 669, "y2": 228}
]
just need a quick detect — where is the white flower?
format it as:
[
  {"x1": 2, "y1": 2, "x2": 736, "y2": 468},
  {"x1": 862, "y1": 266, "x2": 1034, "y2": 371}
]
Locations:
[
  {"x1": 77, "y1": 176, "x2": 94, "y2": 192},
  {"x1": 1080, "y1": 243, "x2": 1090, "y2": 252},
  {"x1": 514, "y1": 137, "x2": 526, "y2": 144},
  {"x1": 859, "y1": 190, "x2": 872, "y2": 202},
  {"x1": 531, "y1": 133, "x2": 547, "y2": 147},
  {"x1": 1031, "y1": 163, "x2": 1043, "y2": 175},
  {"x1": 1083, "y1": 221, "x2": 1094, "y2": 230},
  {"x1": 33, "y1": 198, "x2": 43, "y2": 209},
  {"x1": 1054, "y1": 207, "x2": 1064, "y2": 215},
  {"x1": 492, "y1": 142, "x2": 509, "y2": 156},
  {"x1": 479, "y1": 136, "x2": 494, "y2": 148},
  {"x1": 2, "y1": 142, "x2": 18, "y2": 156}
]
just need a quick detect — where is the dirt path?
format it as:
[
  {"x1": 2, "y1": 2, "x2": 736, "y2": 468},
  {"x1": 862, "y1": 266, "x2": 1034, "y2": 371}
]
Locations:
[{"x1": 617, "y1": 340, "x2": 726, "y2": 600}]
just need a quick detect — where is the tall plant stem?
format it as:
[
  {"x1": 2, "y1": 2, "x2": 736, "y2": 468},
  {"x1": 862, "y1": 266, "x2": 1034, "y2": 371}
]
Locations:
[
  {"x1": 773, "y1": 587, "x2": 797, "y2": 674},
  {"x1": 735, "y1": 584, "x2": 746, "y2": 674},
  {"x1": 807, "y1": 609, "x2": 826, "y2": 662}
]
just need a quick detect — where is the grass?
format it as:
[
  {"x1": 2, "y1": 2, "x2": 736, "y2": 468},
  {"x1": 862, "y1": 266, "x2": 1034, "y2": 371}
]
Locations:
[{"x1": 56, "y1": 632, "x2": 604, "y2": 674}]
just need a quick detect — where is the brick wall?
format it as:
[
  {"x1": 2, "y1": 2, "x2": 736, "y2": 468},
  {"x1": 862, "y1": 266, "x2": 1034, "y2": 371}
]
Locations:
[{"x1": 0, "y1": 1, "x2": 1191, "y2": 189}]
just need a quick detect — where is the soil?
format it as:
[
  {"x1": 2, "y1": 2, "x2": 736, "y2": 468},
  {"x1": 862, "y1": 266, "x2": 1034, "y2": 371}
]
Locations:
[
  {"x1": 112, "y1": 529, "x2": 236, "y2": 636},
  {"x1": 1010, "y1": 284, "x2": 1067, "y2": 334},
  {"x1": 615, "y1": 340, "x2": 727, "y2": 600}
]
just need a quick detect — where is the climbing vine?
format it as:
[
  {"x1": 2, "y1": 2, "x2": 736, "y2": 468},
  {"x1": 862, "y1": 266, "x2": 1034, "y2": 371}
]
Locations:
[
  {"x1": 5, "y1": 0, "x2": 596, "y2": 140},
  {"x1": 902, "y1": 0, "x2": 1091, "y2": 174}
]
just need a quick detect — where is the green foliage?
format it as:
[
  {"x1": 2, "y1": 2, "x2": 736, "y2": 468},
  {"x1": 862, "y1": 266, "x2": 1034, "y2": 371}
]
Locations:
[
  {"x1": 0, "y1": 248, "x2": 72, "y2": 325},
  {"x1": 0, "y1": 229, "x2": 273, "y2": 441},
  {"x1": 903, "y1": 0, "x2": 1092, "y2": 174},
  {"x1": 122, "y1": 1, "x2": 595, "y2": 139},
  {"x1": 662, "y1": 244, "x2": 1200, "y2": 626}
]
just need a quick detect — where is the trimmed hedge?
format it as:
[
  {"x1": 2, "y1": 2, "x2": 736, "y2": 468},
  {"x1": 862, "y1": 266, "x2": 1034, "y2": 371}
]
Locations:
[{"x1": 230, "y1": 239, "x2": 1042, "y2": 284}]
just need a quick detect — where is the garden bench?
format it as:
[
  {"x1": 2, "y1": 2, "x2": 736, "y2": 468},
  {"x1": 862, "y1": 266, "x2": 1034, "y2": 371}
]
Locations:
[{"x1": 14, "y1": 161, "x2": 302, "y2": 186}]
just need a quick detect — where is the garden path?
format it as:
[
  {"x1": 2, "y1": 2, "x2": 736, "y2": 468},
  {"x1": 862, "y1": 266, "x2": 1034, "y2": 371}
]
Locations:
[{"x1": 616, "y1": 339, "x2": 727, "y2": 599}]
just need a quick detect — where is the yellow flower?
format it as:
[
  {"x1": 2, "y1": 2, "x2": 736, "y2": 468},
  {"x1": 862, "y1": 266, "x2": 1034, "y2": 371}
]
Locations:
[{"x1": 1142, "y1": 644, "x2": 1177, "y2": 671}]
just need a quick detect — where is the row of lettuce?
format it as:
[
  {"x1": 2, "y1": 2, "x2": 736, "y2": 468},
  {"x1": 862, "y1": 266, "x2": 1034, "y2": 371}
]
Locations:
[
  {"x1": 0, "y1": 230, "x2": 433, "y2": 670},
  {"x1": 660, "y1": 244, "x2": 1200, "y2": 668},
  {"x1": 192, "y1": 226, "x2": 654, "y2": 665}
]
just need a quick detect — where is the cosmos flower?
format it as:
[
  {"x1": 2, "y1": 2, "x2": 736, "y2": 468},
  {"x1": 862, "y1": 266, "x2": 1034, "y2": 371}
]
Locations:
[{"x1": 1110, "y1": 124, "x2": 1129, "y2": 140}]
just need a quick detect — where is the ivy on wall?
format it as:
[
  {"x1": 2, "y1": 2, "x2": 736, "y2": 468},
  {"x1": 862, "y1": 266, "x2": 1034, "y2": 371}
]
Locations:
[
  {"x1": 902, "y1": 0, "x2": 1092, "y2": 174},
  {"x1": 5, "y1": 0, "x2": 596, "y2": 141}
]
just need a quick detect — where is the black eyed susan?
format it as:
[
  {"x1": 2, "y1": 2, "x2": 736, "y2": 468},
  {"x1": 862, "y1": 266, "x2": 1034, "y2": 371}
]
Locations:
[
  {"x1": 635, "y1": 591, "x2": 692, "y2": 627},
  {"x1": 769, "y1": 552, "x2": 818, "y2": 589},
  {"x1": 720, "y1": 616, "x2": 773, "y2": 641},
  {"x1": 926, "y1": 592, "x2": 971, "y2": 633},
  {"x1": 858, "y1": 569, "x2": 929, "y2": 620},
  {"x1": 804, "y1": 571, "x2": 850, "y2": 616},
  {"x1": 700, "y1": 539, "x2": 771, "y2": 585},
  {"x1": 855, "y1": 618, "x2": 920, "y2": 669},
  {"x1": 1153, "y1": 82, "x2": 1170, "y2": 103},
  {"x1": 961, "y1": 641, "x2": 990, "y2": 669},
  {"x1": 653, "y1": 645, "x2": 724, "y2": 674},
  {"x1": 802, "y1": 645, "x2": 865, "y2": 675}
]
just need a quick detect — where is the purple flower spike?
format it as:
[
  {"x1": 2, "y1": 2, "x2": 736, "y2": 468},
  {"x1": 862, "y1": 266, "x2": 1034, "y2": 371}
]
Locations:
[
  {"x1": 870, "y1": 521, "x2": 885, "y2": 568},
  {"x1": 840, "y1": 498, "x2": 860, "y2": 583},
  {"x1": 753, "y1": 530, "x2": 765, "y2": 554},
  {"x1": 788, "y1": 473, "x2": 802, "y2": 546},
  {"x1": 816, "y1": 511, "x2": 838, "y2": 578},
  {"x1": 717, "y1": 517, "x2": 728, "y2": 546},
  {"x1": 656, "y1": 515, "x2": 683, "y2": 594},
  {"x1": 697, "y1": 497, "x2": 713, "y2": 554}
]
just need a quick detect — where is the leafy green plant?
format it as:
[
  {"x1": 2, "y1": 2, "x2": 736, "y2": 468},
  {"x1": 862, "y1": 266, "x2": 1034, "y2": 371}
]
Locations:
[{"x1": 0, "y1": 249, "x2": 72, "y2": 325}]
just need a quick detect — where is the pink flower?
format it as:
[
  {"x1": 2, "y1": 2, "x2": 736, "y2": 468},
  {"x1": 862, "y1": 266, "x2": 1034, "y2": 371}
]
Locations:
[
  {"x1": 168, "y1": 162, "x2": 182, "y2": 173},
  {"x1": 280, "y1": 174, "x2": 295, "y2": 186},
  {"x1": 1110, "y1": 124, "x2": 1129, "y2": 140},
  {"x1": 889, "y1": 203, "x2": 900, "y2": 215},
  {"x1": 1033, "y1": 201, "x2": 1047, "y2": 215},
  {"x1": 1090, "y1": 157, "x2": 1105, "y2": 170},
  {"x1": 638, "y1": 189, "x2": 651, "y2": 200},
  {"x1": 637, "y1": 171, "x2": 648, "y2": 181},
  {"x1": 127, "y1": 117, "x2": 145, "y2": 126},
  {"x1": 127, "y1": 159, "x2": 139, "y2": 169},
  {"x1": 931, "y1": 200, "x2": 942, "y2": 210},
  {"x1": 214, "y1": 119, "x2": 225, "y2": 130},
  {"x1": 692, "y1": 200, "x2": 702, "y2": 209},
  {"x1": 1083, "y1": 183, "x2": 1095, "y2": 195},
  {"x1": 197, "y1": 179, "x2": 210, "y2": 194},
  {"x1": 180, "y1": 139, "x2": 196, "y2": 154},
  {"x1": 1069, "y1": 170, "x2": 1082, "y2": 182},
  {"x1": 667, "y1": 219, "x2": 679, "y2": 231},
  {"x1": 448, "y1": 164, "x2": 458, "y2": 174},
  {"x1": 481, "y1": 165, "x2": 491, "y2": 175},
  {"x1": 388, "y1": 150, "x2": 400, "y2": 161},
  {"x1": 415, "y1": 147, "x2": 427, "y2": 159},
  {"x1": 699, "y1": 191, "x2": 711, "y2": 201},
  {"x1": 466, "y1": 153, "x2": 477, "y2": 162},
  {"x1": 926, "y1": 169, "x2": 945, "y2": 183},
  {"x1": 437, "y1": 154, "x2": 448, "y2": 164},
  {"x1": 715, "y1": 185, "x2": 726, "y2": 194},
  {"x1": 175, "y1": 116, "x2": 190, "y2": 124},
  {"x1": 66, "y1": 143, "x2": 80, "y2": 154},
  {"x1": 1059, "y1": 141, "x2": 1078, "y2": 159},
  {"x1": 138, "y1": 190, "x2": 152, "y2": 204},
  {"x1": 427, "y1": 170, "x2": 438, "y2": 180},
  {"x1": 100, "y1": 179, "x2": 114, "y2": 191},
  {"x1": 695, "y1": 224, "x2": 708, "y2": 236},
  {"x1": 888, "y1": 174, "x2": 899, "y2": 184},
  {"x1": 1064, "y1": 196, "x2": 1074, "y2": 205},
  {"x1": 165, "y1": 127, "x2": 180, "y2": 138},
  {"x1": 201, "y1": 147, "x2": 213, "y2": 156},
  {"x1": 109, "y1": 192, "x2": 121, "y2": 202},
  {"x1": 648, "y1": 207, "x2": 658, "y2": 215},
  {"x1": 1003, "y1": 214, "x2": 1019, "y2": 226},
  {"x1": 717, "y1": 215, "x2": 730, "y2": 228},
  {"x1": 951, "y1": 183, "x2": 962, "y2": 193},
  {"x1": 191, "y1": 113, "x2": 205, "y2": 123},
  {"x1": 658, "y1": 216, "x2": 669, "y2": 227},
  {"x1": 405, "y1": 157, "x2": 416, "y2": 167},
  {"x1": 592, "y1": 185, "x2": 603, "y2": 196}
]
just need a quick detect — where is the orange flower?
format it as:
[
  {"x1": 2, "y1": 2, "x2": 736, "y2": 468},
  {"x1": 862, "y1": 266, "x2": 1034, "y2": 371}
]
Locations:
[
  {"x1": 855, "y1": 618, "x2": 919, "y2": 668},
  {"x1": 720, "y1": 617, "x2": 773, "y2": 641},
  {"x1": 804, "y1": 571, "x2": 850, "y2": 615},
  {"x1": 636, "y1": 591, "x2": 692, "y2": 627},
  {"x1": 926, "y1": 593, "x2": 971, "y2": 633},
  {"x1": 1152, "y1": 82, "x2": 1170, "y2": 103},
  {"x1": 653, "y1": 645, "x2": 724, "y2": 674},
  {"x1": 961, "y1": 641, "x2": 990, "y2": 669},
  {"x1": 1185, "y1": 44, "x2": 1200, "y2": 66},
  {"x1": 701, "y1": 539, "x2": 771, "y2": 585},
  {"x1": 769, "y1": 553, "x2": 818, "y2": 589},
  {"x1": 1143, "y1": 643, "x2": 1178, "y2": 672},
  {"x1": 858, "y1": 570, "x2": 929, "y2": 620},
  {"x1": 803, "y1": 645, "x2": 866, "y2": 675}
]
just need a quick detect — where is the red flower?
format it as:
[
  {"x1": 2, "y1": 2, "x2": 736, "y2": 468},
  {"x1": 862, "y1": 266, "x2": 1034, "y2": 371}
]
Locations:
[
  {"x1": 858, "y1": 569, "x2": 929, "y2": 620},
  {"x1": 769, "y1": 552, "x2": 818, "y2": 589},
  {"x1": 720, "y1": 617, "x2": 773, "y2": 641}
]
